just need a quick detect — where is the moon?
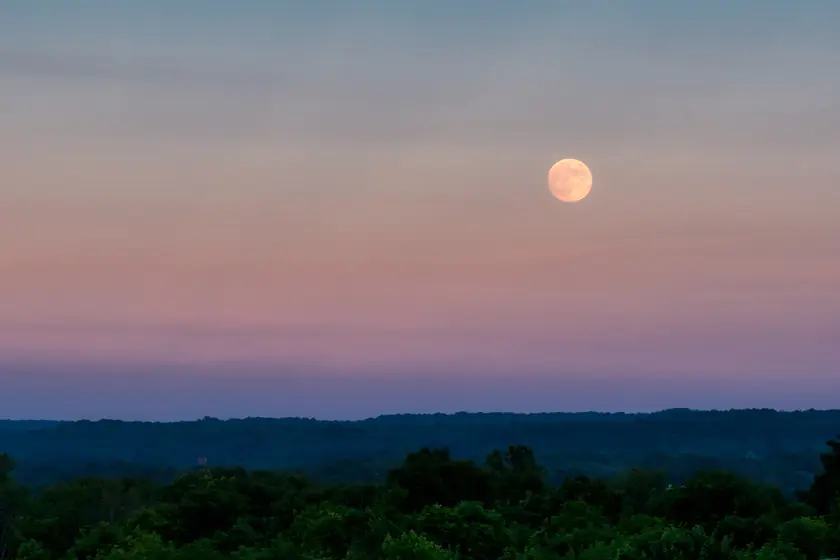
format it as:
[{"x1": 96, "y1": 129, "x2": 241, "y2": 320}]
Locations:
[{"x1": 548, "y1": 158, "x2": 592, "y2": 203}]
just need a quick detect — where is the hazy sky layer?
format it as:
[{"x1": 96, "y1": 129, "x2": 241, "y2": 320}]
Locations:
[{"x1": 2, "y1": 1, "x2": 839, "y2": 419}]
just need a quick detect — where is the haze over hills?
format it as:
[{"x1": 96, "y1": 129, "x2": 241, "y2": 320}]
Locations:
[{"x1": 2, "y1": 409, "x2": 837, "y2": 496}]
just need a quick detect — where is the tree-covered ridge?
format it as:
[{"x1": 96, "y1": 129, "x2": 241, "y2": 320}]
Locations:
[
  {"x1": 1, "y1": 434, "x2": 840, "y2": 560},
  {"x1": 2, "y1": 409, "x2": 839, "y2": 493}
]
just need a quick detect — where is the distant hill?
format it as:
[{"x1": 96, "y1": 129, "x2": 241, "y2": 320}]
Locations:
[
  {"x1": 2, "y1": 409, "x2": 838, "y2": 494},
  {"x1": 0, "y1": 419, "x2": 61, "y2": 432}
]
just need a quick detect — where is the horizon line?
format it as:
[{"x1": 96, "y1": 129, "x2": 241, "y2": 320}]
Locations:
[{"x1": 3, "y1": 407, "x2": 839, "y2": 424}]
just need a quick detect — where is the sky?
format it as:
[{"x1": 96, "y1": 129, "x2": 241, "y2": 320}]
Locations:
[{"x1": 2, "y1": 1, "x2": 839, "y2": 420}]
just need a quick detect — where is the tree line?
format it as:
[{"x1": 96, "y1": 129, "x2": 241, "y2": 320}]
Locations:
[
  {"x1": 3, "y1": 410, "x2": 839, "y2": 495},
  {"x1": 1, "y1": 433, "x2": 839, "y2": 560}
]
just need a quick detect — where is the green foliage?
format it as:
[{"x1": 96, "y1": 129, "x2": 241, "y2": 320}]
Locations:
[
  {"x1": 381, "y1": 531, "x2": 455, "y2": 560},
  {"x1": 1, "y1": 434, "x2": 840, "y2": 560},
  {"x1": 749, "y1": 540, "x2": 806, "y2": 560},
  {"x1": 13, "y1": 540, "x2": 48, "y2": 560},
  {"x1": 414, "y1": 502, "x2": 510, "y2": 560},
  {"x1": 777, "y1": 517, "x2": 829, "y2": 560}
]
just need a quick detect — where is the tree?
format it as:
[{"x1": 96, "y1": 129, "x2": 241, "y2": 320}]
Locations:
[
  {"x1": 653, "y1": 470, "x2": 785, "y2": 530},
  {"x1": 0, "y1": 454, "x2": 29, "y2": 560},
  {"x1": 610, "y1": 468, "x2": 668, "y2": 515},
  {"x1": 777, "y1": 517, "x2": 829, "y2": 560},
  {"x1": 381, "y1": 531, "x2": 456, "y2": 560},
  {"x1": 486, "y1": 446, "x2": 546, "y2": 504},
  {"x1": 414, "y1": 501, "x2": 511, "y2": 560},
  {"x1": 803, "y1": 435, "x2": 840, "y2": 514},
  {"x1": 387, "y1": 448, "x2": 492, "y2": 511}
]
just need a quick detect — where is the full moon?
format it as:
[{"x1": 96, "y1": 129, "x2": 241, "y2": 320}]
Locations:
[{"x1": 548, "y1": 158, "x2": 592, "y2": 203}]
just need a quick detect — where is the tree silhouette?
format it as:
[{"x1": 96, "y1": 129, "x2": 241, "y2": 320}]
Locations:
[{"x1": 803, "y1": 435, "x2": 840, "y2": 514}]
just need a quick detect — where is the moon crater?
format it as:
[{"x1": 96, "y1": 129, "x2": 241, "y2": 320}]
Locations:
[{"x1": 548, "y1": 158, "x2": 592, "y2": 203}]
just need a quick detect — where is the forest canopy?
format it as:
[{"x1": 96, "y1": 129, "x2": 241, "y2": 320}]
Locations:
[{"x1": 1, "y1": 429, "x2": 840, "y2": 560}]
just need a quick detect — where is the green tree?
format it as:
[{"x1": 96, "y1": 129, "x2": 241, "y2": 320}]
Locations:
[
  {"x1": 156, "y1": 470, "x2": 250, "y2": 544},
  {"x1": 381, "y1": 531, "x2": 456, "y2": 560},
  {"x1": 611, "y1": 468, "x2": 668, "y2": 515},
  {"x1": 777, "y1": 517, "x2": 829, "y2": 560},
  {"x1": 486, "y1": 446, "x2": 546, "y2": 504},
  {"x1": 803, "y1": 435, "x2": 840, "y2": 515},
  {"x1": 14, "y1": 539, "x2": 49, "y2": 560},
  {"x1": 387, "y1": 448, "x2": 492, "y2": 512},
  {"x1": 653, "y1": 470, "x2": 785, "y2": 531},
  {"x1": 414, "y1": 501, "x2": 511, "y2": 560},
  {"x1": 747, "y1": 540, "x2": 806, "y2": 560},
  {"x1": 1, "y1": 454, "x2": 29, "y2": 560}
]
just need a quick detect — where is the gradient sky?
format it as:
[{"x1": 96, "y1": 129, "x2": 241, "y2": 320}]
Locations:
[{"x1": 2, "y1": 1, "x2": 839, "y2": 420}]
